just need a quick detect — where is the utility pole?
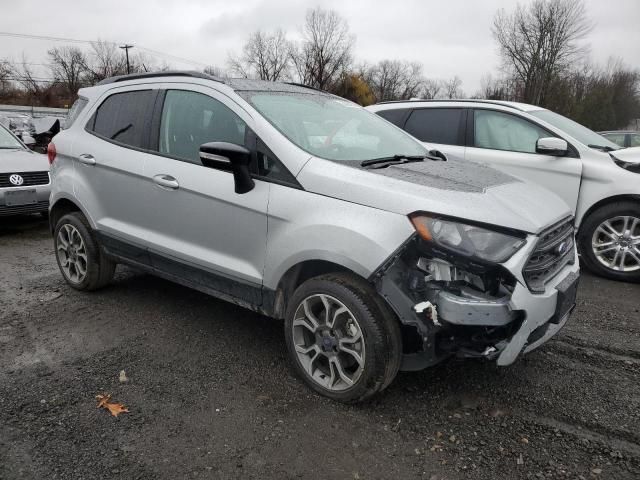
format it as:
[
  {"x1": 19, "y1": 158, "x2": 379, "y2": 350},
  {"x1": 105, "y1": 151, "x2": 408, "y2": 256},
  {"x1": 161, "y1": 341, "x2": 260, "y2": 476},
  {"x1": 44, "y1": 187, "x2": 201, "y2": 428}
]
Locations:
[{"x1": 119, "y1": 44, "x2": 134, "y2": 74}]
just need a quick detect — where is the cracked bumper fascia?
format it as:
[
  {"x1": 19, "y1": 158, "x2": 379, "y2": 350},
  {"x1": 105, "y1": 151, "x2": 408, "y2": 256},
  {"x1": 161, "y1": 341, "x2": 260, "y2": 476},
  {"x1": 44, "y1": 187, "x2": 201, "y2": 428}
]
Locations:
[
  {"x1": 373, "y1": 232, "x2": 580, "y2": 368},
  {"x1": 495, "y1": 237, "x2": 580, "y2": 365}
]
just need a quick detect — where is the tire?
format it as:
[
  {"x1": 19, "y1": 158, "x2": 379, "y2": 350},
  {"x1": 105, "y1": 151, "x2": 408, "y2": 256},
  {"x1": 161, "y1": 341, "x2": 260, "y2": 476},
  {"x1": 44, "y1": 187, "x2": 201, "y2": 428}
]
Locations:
[
  {"x1": 54, "y1": 212, "x2": 116, "y2": 291},
  {"x1": 284, "y1": 273, "x2": 402, "y2": 403},
  {"x1": 578, "y1": 201, "x2": 640, "y2": 282}
]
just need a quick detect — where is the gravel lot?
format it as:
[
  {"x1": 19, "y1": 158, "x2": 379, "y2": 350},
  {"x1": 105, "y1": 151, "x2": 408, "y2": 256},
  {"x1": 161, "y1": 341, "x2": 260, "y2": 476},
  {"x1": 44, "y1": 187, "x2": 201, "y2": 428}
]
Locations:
[{"x1": 1, "y1": 215, "x2": 639, "y2": 480}]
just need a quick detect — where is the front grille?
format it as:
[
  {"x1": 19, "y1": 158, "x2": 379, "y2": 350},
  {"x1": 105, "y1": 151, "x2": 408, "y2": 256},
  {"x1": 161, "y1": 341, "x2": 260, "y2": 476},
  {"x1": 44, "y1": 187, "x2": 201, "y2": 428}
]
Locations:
[
  {"x1": 0, "y1": 200, "x2": 49, "y2": 216},
  {"x1": 523, "y1": 217, "x2": 575, "y2": 293},
  {"x1": 0, "y1": 171, "x2": 50, "y2": 188}
]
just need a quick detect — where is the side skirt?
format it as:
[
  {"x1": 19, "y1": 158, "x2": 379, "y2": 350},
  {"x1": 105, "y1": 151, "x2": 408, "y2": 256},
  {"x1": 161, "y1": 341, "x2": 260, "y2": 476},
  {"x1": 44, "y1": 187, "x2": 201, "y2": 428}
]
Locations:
[{"x1": 96, "y1": 231, "x2": 276, "y2": 317}]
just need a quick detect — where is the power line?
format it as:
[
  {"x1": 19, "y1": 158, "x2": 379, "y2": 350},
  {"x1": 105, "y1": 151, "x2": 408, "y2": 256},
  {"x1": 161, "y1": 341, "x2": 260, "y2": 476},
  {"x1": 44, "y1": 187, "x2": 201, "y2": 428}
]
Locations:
[{"x1": 0, "y1": 31, "x2": 209, "y2": 68}]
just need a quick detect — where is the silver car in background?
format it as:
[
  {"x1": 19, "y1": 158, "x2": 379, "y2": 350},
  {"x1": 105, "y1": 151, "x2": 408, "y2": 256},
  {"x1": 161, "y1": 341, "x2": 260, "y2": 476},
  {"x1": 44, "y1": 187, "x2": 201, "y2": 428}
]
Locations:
[
  {"x1": 0, "y1": 122, "x2": 50, "y2": 217},
  {"x1": 49, "y1": 72, "x2": 579, "y2": 402}
]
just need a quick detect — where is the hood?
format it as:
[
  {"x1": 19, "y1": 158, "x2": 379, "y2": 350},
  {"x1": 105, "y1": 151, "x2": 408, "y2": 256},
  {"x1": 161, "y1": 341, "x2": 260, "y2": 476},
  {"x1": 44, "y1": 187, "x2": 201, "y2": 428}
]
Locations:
[
  {"x1": 610, "y1": 146, "x2": 640, "y2": 164},
  {"x1": 297, "y1": 157, "x2": 571, "y2": 234},
  {"x1": 0, "y1": 148, "x2": 49, "y2": 173}
]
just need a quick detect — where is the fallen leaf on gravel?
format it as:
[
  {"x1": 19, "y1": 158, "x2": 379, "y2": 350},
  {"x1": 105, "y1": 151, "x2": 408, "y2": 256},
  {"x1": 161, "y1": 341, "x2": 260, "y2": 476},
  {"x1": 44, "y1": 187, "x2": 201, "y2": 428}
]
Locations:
[{"x1": 96, "y1": 394, "x2": 129, "y2": 417}]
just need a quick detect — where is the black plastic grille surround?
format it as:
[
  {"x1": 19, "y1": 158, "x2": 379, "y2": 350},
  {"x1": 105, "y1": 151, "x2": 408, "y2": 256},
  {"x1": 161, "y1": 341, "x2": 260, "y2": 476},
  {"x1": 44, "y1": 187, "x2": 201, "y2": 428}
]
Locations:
[
  {"x1": 0, "y1": 171, "x2": 50, "y2": 188},
  {"x1": 0, "y1": 200, "x2": 49, "y2": 216},
  {"x1": 523, "y1": 217, "x2": 575, "y2": 293}
]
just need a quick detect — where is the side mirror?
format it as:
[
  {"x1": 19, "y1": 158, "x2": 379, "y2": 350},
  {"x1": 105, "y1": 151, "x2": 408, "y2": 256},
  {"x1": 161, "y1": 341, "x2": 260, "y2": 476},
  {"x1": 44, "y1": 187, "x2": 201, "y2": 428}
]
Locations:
[
  {"x1": 536, "y1": 137, "x2": 568, "y2": 156},
  {"x1": 428, "y1": 149, "x2": 447, "y2": 161},
  {"x1": 199, "y1": 142, "x2": 255, "y2": 194}
]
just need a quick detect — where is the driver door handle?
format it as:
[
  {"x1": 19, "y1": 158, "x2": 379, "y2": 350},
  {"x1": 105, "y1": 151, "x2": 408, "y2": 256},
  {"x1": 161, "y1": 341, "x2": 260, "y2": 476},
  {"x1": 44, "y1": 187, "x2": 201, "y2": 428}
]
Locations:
[
  {"x1": 78, "y1": 153, "x2": 96, "y2": 165},
  {"x1": 153, "y1": 174, "x2": 179, "y2": 190}
]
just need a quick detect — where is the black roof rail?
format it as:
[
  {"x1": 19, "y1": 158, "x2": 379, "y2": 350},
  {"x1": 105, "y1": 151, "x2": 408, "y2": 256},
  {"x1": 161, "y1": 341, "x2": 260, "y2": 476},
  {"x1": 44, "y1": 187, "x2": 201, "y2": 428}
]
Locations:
[
  {"x1": 96, "y1": 70, "x2": 224, "y2": 86},
  {"x1": 375, "y1": 98, "x2": 525, "y2": 111}
]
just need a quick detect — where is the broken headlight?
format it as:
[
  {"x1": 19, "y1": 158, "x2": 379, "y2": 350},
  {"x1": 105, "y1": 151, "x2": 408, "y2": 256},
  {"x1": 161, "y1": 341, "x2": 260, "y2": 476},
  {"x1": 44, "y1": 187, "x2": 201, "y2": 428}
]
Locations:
[{"x1": 410, "y1": 213, "x2": 527, "y2": 263}]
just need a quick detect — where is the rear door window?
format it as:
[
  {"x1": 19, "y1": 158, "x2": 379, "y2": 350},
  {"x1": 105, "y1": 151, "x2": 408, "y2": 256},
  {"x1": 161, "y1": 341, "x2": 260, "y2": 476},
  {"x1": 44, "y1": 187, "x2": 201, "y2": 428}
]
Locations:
[
  {"x1": 375, "y1": 109, "x2": 408, "y2": 128},
  {"x1": 629, "y1": 134, "x2": 640, "y2": 148},
  {"x1": 90, "y1": 90, "x2": 154, "y2": 148},
  {"x1": 404, "y1": 108, "x2": 464, "y2": 145}
]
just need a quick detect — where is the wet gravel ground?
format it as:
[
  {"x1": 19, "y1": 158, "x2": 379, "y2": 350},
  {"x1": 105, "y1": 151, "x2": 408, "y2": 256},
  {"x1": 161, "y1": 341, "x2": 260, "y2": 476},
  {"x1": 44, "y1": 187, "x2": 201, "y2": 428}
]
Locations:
[{"x1": 1, "y1": 216, "x2": 639, "y2": 480}]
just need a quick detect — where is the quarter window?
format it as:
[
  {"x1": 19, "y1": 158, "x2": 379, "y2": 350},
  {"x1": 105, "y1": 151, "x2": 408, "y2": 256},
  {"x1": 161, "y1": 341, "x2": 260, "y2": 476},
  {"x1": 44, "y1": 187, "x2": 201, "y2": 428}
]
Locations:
[
  {"x1": 158, "y1": 90, "x2": 246, "y2": 164},
  {"x1": 91, "y1": 90, "x2": 153, "y2": 148},
  {"x1": 64, "y1": 97, "x2": 88, "y2": 129},
  {"x1": 474, "y1": 109, "x2": 550, "y2": 154},
  {"x1": 404, "y1": 108, "x2": 464, "y2": 145}
]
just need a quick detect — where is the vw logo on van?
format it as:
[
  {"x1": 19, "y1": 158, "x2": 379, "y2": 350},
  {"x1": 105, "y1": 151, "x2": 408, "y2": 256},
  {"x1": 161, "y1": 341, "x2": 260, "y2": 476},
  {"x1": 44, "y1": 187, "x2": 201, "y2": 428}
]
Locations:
[{"x1": 9, "y1": 174, "x2": 24, "y2": 186}]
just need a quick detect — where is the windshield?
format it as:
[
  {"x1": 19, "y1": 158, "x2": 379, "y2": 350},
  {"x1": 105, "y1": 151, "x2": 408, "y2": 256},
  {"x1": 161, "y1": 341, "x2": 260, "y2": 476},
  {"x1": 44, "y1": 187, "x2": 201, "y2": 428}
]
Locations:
[
  {"x1": 529, "y1": 109, "x2": 620, "y2": 151},
  {"x1": 240, "y1": 91, "x2": 427, "y2": 161},
  {"x1": 0, "y1": 124, "x2": 24, "y2": 150}
]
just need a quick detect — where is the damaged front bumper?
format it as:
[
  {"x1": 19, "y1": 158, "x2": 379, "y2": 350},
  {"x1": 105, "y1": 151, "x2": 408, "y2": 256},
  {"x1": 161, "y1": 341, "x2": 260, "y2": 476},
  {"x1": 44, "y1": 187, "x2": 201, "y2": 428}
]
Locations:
[{"x1": 371, "y1": 226, "x2": 580, "y2": 371}]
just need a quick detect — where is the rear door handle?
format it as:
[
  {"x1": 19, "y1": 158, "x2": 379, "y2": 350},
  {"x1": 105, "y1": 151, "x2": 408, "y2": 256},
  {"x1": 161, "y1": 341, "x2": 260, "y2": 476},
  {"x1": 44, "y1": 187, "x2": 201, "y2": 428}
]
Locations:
[
  {"x1": 78, "y1": 153, "x2": 96, "y2": 165},
  {"x1": 153, "y1": 174, "x2": 179, "y2": 190}
]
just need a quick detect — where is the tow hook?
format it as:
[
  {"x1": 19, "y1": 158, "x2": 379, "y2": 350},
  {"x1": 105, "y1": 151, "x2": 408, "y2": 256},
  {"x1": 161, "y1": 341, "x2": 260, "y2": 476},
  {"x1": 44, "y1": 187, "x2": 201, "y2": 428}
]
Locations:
[{"x1": 414, "y1": 301, "x2": 441, "y2": 326}]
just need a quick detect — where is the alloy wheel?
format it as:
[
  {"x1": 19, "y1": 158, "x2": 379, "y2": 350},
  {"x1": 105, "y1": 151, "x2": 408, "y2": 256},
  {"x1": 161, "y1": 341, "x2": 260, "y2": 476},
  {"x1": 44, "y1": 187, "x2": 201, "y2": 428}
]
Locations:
[
  {"x1": 291, "y1": 294, "x2": 365, "y2": 391},
  {"x1": 591, "y1": 215, "x2": 640, "y2": 272},
  {"x1": 56, "y1": 223, "x2": 88, "y2": 283}
]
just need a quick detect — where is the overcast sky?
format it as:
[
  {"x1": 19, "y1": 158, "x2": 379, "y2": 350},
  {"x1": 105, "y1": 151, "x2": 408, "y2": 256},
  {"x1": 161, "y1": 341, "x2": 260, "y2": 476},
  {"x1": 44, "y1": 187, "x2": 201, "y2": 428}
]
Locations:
[{"x1": 1, "y1": 0, "x2": 639, "y2": 94}]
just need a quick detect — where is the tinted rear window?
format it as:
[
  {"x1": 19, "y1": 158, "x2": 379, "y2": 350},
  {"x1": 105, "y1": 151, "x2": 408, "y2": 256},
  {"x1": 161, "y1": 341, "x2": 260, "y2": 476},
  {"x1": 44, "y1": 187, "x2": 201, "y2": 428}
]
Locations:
[
  {"x1": 404, "y1": 108, "x2": 464, "y2": 145},
  {"x1": 91, "y1": 90, "x2": 153, "y2": 148},
  {"x1": 375, "y1": 109, "x2": 407, "y2": 127}
]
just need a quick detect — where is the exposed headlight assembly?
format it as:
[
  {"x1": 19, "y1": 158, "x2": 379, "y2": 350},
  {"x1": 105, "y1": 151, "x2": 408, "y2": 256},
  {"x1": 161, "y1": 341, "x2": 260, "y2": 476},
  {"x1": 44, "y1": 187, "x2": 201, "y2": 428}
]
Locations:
[
  {"x1": 410, "y1": 213, "x2": 527, "y2": 263},
  {"x1": 611, "y1": 155, "x2": 640, "y2": 174}
]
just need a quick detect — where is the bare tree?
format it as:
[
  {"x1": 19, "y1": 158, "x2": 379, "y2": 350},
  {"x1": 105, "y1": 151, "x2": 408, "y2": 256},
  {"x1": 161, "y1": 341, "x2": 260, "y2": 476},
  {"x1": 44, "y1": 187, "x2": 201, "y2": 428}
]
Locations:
[
  {"x1": 493, "y1": 0, "x2": 593, "y2": 105},
  {"x1": 48, "y1": 46, "x2": 87, "y2": 96},
  {"x1": 291, "y1": 8, "x2": 353, "y2": 90},
  {"x1": 204, "y1": 65, "x2": 227, "y2": 78},
  {"x1": 228, "y1": 29, "x2": 291, "y2": 81},
  {"x1": 421, "y1": 78, "x2": 442, "y2": 99},
  {"x1": 11, "y1": 55, "x2": 49, "y2": 100},
  {"x1": 367, "y1": 60, "x2": 424, "y2": 102},
  {"x1": 83, "y1": 40, "x2": 128, "y2": 82},
  {"x1": 0, "y1": 59, "x2": 12, "y2": 93},
  {"x1": 443, "y1": 76, "x2": 464, "y2": 98}
]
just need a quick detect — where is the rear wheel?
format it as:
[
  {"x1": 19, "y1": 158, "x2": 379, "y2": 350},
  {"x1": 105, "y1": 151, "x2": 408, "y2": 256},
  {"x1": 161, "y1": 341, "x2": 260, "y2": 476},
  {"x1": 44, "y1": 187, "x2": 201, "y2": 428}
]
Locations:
[
  {"x1": 54, "y1": 212, "x2": 116, "y2": 290},
  {"x1": 284, "y1": 273, "x2": 402, "y2": 403},
  {"x1": 578, "y1": 201, "x2": 640, "y2": 282}
]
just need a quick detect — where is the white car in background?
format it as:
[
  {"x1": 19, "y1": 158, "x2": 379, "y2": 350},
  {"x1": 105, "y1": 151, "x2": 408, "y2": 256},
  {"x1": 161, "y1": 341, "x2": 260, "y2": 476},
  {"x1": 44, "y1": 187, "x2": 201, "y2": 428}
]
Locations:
[
  {"x1": 0, "y1": 122, "x2": 50, "y2": 217},
  {"x1": 367, "y1": 100, "x2": 640, "y2": 282}
]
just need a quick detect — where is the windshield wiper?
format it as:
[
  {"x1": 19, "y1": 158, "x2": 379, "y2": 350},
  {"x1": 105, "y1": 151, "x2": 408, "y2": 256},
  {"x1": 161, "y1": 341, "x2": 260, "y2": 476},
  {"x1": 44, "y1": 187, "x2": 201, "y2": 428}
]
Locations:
[
  {"x1": 588, "y1": 144, "x2": 617, "y2": 152},
  {"x1": 361, "y1": 154, "x2": 426, "y2": 168}
]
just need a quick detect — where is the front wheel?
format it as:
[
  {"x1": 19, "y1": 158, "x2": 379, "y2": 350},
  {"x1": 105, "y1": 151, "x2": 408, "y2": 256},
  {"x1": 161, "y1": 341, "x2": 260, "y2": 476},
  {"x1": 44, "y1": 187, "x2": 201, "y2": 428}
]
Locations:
[
  {"x1": 284, "y1": 273, "x2": 402, "y2": 403},
  {"x1": 578, "y1": 201, "x2": 640, "y2": 282}
]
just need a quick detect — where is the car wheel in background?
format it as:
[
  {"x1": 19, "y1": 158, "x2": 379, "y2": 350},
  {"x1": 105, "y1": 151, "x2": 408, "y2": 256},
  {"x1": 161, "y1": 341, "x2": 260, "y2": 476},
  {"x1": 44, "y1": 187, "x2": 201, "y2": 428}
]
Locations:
[
  {"x1": 578, "y1": 201, "x2": 640, "y2": 282},
  {"x1": 284, "y1": 273, "x2": 402, "y2": 403},
  {"x1": 54, "y1": 212, "x2": 116, "y2": 290}
]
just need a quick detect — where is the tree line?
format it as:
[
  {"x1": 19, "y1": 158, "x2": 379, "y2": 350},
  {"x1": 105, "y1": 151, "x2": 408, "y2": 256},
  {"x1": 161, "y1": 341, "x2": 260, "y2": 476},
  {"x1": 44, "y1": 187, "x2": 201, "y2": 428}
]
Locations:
[{"x1": 1, "y1": 0, "x2": 638, "y2": 130}]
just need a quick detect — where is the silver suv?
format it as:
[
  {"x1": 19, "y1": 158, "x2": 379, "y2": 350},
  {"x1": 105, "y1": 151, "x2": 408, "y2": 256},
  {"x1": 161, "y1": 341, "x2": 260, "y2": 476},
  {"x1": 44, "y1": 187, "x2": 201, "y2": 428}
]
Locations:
[{"x1": 49, "y1": 72, "x2": 579, "y2": 402}]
